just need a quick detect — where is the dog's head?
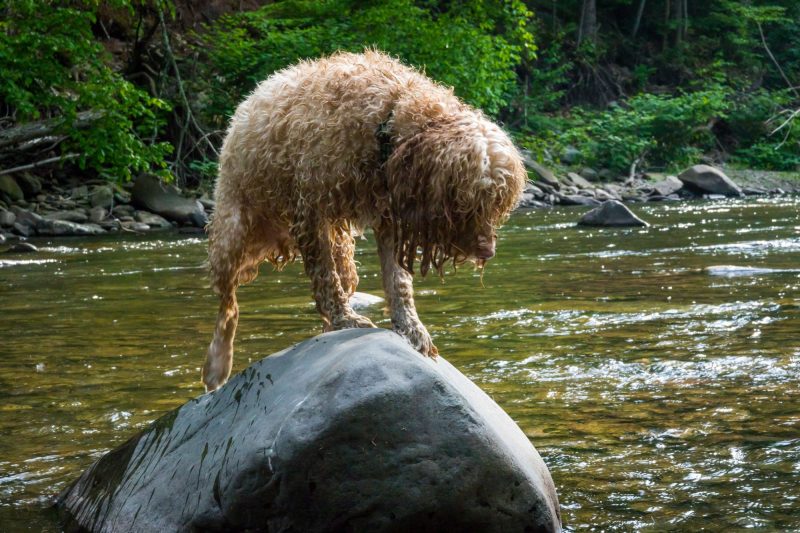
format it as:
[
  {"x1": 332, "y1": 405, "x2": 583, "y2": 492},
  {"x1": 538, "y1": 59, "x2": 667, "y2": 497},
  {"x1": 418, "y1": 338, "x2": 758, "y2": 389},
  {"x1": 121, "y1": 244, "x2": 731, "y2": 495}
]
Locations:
[{"x1": 386, "y1": 111, "x2": 525, "y2": 276}]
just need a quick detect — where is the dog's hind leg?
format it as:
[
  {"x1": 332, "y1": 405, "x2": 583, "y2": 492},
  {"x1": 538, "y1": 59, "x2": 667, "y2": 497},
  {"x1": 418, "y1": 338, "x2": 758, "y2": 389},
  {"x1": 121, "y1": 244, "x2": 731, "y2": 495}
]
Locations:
[
  {"x1": 333, "y1": 226, "x2": 359, "y2": 299},
  {"x1": 202, "y1": 210, "x2": 248, "y2": 392},
  {"x1": 375, "y1": 223, "x2": 439, "y2": 357},
  {"x1": 291, "y1": 200, "x2": 375, "y2": 331}
]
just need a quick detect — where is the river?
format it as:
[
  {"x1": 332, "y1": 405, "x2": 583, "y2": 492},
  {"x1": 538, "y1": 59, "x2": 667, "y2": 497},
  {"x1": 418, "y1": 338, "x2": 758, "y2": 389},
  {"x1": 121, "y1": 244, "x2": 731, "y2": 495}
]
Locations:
[{"x1": 1, "y1": 197, "x2": 799, "y2": 531}]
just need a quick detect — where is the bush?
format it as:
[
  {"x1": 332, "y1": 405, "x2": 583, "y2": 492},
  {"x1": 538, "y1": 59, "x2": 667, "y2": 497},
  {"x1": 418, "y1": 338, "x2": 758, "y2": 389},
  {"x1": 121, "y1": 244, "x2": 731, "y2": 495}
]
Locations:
[
  {"x1": 0, "y1": 2, "x2": 172, "y2": 181},
  {"x1": 195, "y1": 0, "x2": 534, "y2": 125}
]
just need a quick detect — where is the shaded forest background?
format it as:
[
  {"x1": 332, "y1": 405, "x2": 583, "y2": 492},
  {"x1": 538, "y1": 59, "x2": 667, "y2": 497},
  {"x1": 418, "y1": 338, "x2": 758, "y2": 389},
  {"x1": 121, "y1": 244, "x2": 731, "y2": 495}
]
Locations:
[{"x1": 1, "y1": 0, "x2": 798, "y2": 188}]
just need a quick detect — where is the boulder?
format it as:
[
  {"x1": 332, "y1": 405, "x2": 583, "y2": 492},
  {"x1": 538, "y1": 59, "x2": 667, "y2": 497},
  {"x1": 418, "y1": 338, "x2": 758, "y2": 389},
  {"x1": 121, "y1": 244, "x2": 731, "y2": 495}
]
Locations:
[
  {"x1": 131, "y1": 174, "x2": 208, "y2": 227},
  {"x1": 678, "y1": 165, "x2": 742, "y2": 196},
  {"x1": 58, "y1": 329, "x2": 561, "y2": 533},
  {"x1": 89, "y1": 185, "x2": 115, "y2": 209},
  {"x1": 578, "y1": 200, "x2": 649, "y2": 227},
  {"x1": 650, "y1": 175, "x2": 684, "y2": 197},
  {"x1": 0, "y1": 175, "x2": 24, "y2": 203},
  {"x1": 15, "y1": 173, "x2": 42, "y2": 198}
]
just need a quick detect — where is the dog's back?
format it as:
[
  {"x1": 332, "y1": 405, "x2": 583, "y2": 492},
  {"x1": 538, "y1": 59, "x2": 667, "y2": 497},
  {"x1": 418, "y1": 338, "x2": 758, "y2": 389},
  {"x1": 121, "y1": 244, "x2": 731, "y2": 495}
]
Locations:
[{"x1": 214, "y1": 51, "x2": 462, "y2": 225}]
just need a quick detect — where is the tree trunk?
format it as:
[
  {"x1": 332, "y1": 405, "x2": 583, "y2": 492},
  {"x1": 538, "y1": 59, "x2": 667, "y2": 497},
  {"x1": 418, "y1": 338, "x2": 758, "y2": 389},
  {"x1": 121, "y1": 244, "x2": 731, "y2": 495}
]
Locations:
[
  {"x1": 577, "y1": 0, "x2": 597, "y2": 45},
  {"x1": 632, "y1": 0, "x2": 647, "y2": 37}
]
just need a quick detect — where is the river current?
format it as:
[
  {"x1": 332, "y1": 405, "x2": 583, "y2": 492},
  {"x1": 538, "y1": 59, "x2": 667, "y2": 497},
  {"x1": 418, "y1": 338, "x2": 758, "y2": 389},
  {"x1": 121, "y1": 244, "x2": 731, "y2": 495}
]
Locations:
[{"x1": 1, "y1": 197, "x2": 799, "y2": 531}]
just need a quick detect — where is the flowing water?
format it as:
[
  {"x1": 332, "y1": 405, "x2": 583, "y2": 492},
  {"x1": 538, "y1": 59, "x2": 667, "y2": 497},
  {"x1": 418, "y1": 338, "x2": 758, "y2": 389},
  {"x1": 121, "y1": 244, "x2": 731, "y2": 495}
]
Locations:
[{"x1": 1, "y1": 197, "x2": 799, "y2": 531}]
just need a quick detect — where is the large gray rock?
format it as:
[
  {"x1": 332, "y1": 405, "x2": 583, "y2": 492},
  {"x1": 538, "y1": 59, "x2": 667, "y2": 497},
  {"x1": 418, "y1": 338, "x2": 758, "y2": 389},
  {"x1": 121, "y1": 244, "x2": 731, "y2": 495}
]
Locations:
[
  {"x1": 678, "y1": 165, "x2": 742, "y2": 196},
  {"x1": 578, "y1": 200, "x2": 649, "y2": 227},
  {"x1": 58, "y1": 329, "x2": 561, "y2": 533},
  {"x1": 131, "y1": 174, "x2": 208, "y2": 227}
]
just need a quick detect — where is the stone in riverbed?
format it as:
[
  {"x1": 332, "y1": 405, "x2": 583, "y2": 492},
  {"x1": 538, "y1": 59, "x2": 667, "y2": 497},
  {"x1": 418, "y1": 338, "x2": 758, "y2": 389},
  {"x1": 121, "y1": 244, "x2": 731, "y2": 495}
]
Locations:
[
  {"x1": 89, "y1": 206, "x2": 107, "y2": 224},
  {"x1": 37, "y1": 219, "x2": 105, "y2": 236},
  {"x1": 559, "y1": 194, "x2": 601, "y2": 207},
  {"x1": 134, "y1": 210, "x2": 172, "y2": 229},
  {"x1": 44, "y1": 210, "x2": 89, "y2": 224},
  {"x1": 578, "y1": 200, "x2": 649, "y2": 227},
  {"x1": 57, "y1": 329, "x2": 561, "y2": 533},
  {"x1": 678, "y1": 165, "x2": 742, "y2": 196},
  {"x1": 89, "y1": 185, "x2": 115, "y2": 209},
  {"x1": 7, "y1": 242, "x2": 38, "y2": 253},
  {"x1": 348, "y1": 291, "x2": 384, "y2": 310},
  {"x1": 650, "y1": 175, "x2": 684, "y2": 197}
]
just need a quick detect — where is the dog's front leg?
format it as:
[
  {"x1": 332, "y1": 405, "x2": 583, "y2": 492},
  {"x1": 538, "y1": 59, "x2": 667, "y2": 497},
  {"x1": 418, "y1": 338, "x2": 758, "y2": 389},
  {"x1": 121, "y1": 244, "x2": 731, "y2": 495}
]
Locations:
[
  {"x1": 375, "y1": 225, "x2": 439, "y2": 358},
  {"x1": 291, "y1": 202, "x2": 375, "y2": 331}
]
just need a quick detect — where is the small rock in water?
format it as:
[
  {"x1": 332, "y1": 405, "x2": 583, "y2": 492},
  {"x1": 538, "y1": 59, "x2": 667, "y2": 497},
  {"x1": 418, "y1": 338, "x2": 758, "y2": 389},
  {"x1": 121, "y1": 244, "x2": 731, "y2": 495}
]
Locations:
[
  {"x1": 577, "y1": 200, "x2": 649, "y2": 227},
  {"x1": 7, "y1": 242, "x2": 38, "y2": 253},
  {"x1": 348, "y1": 291, "x2": 384, "y2": 310}
]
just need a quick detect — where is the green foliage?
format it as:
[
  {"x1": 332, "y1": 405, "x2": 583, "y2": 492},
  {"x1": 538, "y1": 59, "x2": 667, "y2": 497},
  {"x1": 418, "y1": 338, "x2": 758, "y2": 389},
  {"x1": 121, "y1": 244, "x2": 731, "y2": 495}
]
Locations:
[
  {"x1": 570, "y1": 88, "x2": 732, "y2": 173},
  {"x1": 728, "y1": 90, "x2": 800, "y2": 170},
  {"x1": 0, "y1": 1, "x2": 172, "y2": 181},
  {"x1": 196, "y1": 0, "x2": 534, "y2": 123}
]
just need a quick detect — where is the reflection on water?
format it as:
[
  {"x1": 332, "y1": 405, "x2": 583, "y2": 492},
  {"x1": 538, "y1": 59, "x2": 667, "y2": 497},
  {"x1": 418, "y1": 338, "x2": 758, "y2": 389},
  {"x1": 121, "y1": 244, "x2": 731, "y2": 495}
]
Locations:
[{"x1": 1, "y1": 198, "x2": 799, "y2": 531}]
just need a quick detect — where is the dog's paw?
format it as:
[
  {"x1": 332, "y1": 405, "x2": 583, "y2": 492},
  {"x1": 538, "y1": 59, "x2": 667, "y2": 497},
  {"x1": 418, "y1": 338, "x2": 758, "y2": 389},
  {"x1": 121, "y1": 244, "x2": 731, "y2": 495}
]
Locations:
[
  {"x1": 331, "y1": 313, "x2": 377, "y2": 330},
  {"x1": 397, "y1": 325, "x2": 438, "y2": 359},
  {"x1": 202, "y1": 342, "x2": 233, "y2": 392}
]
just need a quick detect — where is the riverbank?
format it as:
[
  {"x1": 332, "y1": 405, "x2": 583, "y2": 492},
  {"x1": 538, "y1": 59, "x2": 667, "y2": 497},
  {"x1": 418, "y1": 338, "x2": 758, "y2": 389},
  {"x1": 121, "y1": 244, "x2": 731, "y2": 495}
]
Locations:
[
  {"x1": 0, "y1": 173, "x2": 211, "y2": 247},
  {"x1": 1, "y1": 164, "x2": 798, "y2": 248},
  {"x1": 516, "y1": 158, "x2": 800, "y2": 210}
]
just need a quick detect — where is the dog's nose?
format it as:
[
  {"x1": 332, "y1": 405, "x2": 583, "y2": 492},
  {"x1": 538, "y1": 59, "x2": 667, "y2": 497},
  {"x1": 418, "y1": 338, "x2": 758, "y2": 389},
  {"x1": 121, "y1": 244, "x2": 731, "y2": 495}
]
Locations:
[{"x1": 475, "y1": 235, "x2": 496, "y2": 260}]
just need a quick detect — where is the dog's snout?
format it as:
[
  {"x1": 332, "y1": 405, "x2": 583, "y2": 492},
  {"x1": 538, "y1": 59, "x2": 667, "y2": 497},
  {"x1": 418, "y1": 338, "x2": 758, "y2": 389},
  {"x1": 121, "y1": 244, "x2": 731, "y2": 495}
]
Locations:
[{"x1": 475, "y1": 235, "x2": 496, "y2": 260}]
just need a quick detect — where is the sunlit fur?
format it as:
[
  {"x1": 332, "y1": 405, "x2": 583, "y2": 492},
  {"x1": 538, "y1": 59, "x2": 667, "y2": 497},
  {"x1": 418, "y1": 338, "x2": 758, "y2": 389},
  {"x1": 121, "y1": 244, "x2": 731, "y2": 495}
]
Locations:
[{"x1": 202, "y1": 50, "x2": 526, "y2": 391}]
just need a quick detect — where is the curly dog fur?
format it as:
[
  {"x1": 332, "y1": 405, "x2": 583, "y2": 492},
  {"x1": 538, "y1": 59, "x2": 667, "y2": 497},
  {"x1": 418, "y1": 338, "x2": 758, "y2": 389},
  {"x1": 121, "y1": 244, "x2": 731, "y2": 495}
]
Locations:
[{"x1": 202, "y1": 51, "x2": 526, "y2": 391}]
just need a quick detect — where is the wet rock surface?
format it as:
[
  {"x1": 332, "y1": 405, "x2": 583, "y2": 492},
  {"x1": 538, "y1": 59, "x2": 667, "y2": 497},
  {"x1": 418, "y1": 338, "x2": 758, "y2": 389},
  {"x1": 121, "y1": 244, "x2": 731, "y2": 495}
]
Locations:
[
  {"x1": 677, "y1": 165, "x2": 743, "y2": 197},
  {"x1": 57, "y1": 329, "x2": 561, "y2": 533},
  {"x1": 131, "y1": 174, "x2": 208, "y2": 227},
  {"x1": 578, "y1": 200, "x2": 649, "y2": 227}
]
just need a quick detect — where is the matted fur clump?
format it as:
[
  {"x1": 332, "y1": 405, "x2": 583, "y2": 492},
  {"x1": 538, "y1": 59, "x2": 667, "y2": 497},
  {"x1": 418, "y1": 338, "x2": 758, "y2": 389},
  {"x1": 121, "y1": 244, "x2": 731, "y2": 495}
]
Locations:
[{"x1": 202, "y1": 50, "x2": 526, "y2": 391}]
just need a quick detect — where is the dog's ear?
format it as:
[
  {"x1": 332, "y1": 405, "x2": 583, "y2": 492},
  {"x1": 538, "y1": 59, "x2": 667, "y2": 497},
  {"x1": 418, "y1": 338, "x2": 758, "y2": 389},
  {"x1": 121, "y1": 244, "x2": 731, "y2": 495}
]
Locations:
[
  {"x1": 385, "y1": 117, "x2": 485, "y2": 276},
  {"x1": 385, "y1": 114, "x2": 526, "y2": 276}
]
